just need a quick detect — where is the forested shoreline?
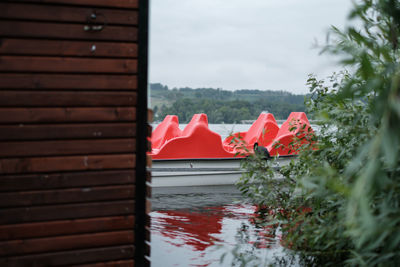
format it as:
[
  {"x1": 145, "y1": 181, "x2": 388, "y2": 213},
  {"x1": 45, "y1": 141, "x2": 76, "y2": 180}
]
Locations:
[{"x1": 150, "y1": 83, "x2": 307, "y2": 123}]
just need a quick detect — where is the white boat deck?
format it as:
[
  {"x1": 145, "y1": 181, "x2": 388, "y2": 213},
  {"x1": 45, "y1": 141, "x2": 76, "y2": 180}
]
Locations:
[{"x1": 150, "y1": 156, "x2": 295, "y2": 187}]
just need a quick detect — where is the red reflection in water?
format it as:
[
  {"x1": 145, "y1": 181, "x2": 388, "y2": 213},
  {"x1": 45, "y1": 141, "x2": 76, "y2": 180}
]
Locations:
[
  {"x1": 151, "y1": 203, "x2": 310, "y2": 266},
  {"x1": 152, "y1": 207, "x2": 225, "y2": 251},
  {"x1": 151, "y1": 204, "x2": 276, "y2": 253},
  {"x1": 248, "y1": 208, "x2": 279, "y2": 249}
]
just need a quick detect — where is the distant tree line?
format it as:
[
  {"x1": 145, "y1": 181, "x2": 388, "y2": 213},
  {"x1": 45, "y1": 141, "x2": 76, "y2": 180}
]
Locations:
[
  {"x1": 157, "y1": 98, "x2": 305, "y2": 123},
  {"x1": 150, "y1": 83, "x2": 307, "y2": 123}
]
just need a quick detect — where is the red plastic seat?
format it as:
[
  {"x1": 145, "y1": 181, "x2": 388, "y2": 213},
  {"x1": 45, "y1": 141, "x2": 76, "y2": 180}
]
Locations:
[
  {"x1": 267, "y1": 112, "x2": 313, "y2": 156},
  {"x1": 151, "y1": 114, "x2": 237, "y2": 159},
  {"x1": 182, "y1": 113, "x2": 208, "y2": 136},
  {"x1": 151, "y1": 115, "x2": 182, "y2": 150},
  {"x1": 223, "y1": 113, "x2": 279, "y2": 153}
]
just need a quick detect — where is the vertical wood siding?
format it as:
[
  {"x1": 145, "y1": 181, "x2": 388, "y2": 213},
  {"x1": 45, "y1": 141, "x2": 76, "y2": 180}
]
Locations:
[{"x1": 0, "y1": 0, "x2": 148, "y2": 266}]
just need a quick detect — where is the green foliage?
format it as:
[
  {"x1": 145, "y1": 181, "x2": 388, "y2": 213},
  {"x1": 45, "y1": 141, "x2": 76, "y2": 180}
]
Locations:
[
  {"x1": 150, "y1": 84, "x2": 306, "y2": 122},
  {"x1": 232, "y1": 1, "x2": 400, "y2": 266}
]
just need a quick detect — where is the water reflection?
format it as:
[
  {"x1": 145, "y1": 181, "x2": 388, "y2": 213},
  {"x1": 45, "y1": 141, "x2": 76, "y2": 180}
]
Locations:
[
  {"x1": 150, "y1": 185, "x2": 289, "y2": 267},
  {"x1": 152, "y1": 208, "x2": 223, "y2": 251}
]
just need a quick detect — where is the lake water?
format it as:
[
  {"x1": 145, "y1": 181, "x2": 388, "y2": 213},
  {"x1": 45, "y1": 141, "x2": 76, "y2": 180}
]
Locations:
[
  {"x1": 150, "y1": 186, "x2": 291, "y2": 267},
  {"x1": 150, "y1": 123, "x2": 309, "y2": 266}
]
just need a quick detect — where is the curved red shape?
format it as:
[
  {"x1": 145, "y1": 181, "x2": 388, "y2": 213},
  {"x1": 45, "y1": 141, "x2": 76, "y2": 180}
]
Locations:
[
  {"x1": 223, "y1": 113, "x2": 279, "y2": 153},
  {"x1": 182, "y1": 113, "x2": 208, "y2": 136},
  {"x1": 267, "y1": 112, "x2": 313, "y2": 156},
  {"x1": 152, "y1": 207, "x2": 224, "y2": 251},
  {"x1": 151, "y1": 115, "x2": 182, "y2": 150},
  {"x1": 150, "y1": 112, "x2": 314, "y2": 159},
  {"x1": 151, "y1": 114, "x2": 238, "y2": 159}
]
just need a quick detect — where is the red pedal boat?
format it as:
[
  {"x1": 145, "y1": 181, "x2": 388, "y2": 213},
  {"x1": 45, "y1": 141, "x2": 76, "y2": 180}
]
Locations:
[{"x1": 149, "y1": 112, "x2": 313, "y2": 187}]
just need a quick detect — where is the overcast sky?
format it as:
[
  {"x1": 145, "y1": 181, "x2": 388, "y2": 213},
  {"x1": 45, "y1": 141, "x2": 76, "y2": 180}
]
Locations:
[{"x1": 149, "y1": 0, "x2": 354, "y2": 94}]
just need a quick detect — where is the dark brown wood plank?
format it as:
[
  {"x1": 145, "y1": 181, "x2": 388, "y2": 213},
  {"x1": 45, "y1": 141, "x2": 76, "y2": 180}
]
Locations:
[
  {"x1": 0, "y1": 74, "x2": 137, "y2": 90},
  {"x1": 10, "y1": 0, "x2": 139, "y2": 9},
  {"x1": 0, "y1": 123, "x2": 136, "y2": 141},
  {"x1": 146, "y1": 154, "x2": 152, "y2": 167},
  {"x1": 0, "y1": 139, "x2": 136, "y2": 157},
  {"x1": 0, "y1": 216, "x2": 134, "y2": 241},
  {"x1": 75, "y1": 259, "x2": 134, "y2": 267},
  {"x1": 0, "y1": 56, "x2": 137, "y2": 73},
  {"x1": 0, "y1": 3, "x2": 138, "y2": 25},
  {"x1": 0, "y1": 138, "x2": 131, "y2": 158},
  {"x1": 0, "y1": 170, "x2": 135, "y2": 192},
  {"x1": 0, "y1": 91, "x2": 137, "y2": 107},
  {"x1": 0, "y1": 39, "x2": 138, "y2": 58},
  {"x1": 0, "y1": 185, "x2": 135, "y2": 207},
  {"x1": 146, "y1": 199, "x2": 151, "y2": 217},
  {"x1": 0, "y1": 200, "x2": 135, "y2": 224},
  {"x1": 146, "y1": 214, "x2": 151, "y2": 229},
  {"x1": 0, "y1": 21, "x2": 137, "y2": 42},
  {"x1": 0, "y1": 245, "x2": 135, "y2": 267},
  {"x1": 0, "y1": 230, "x2": 134, "y2": 257},
  {"x1": 145, "y1": 242, "x2": 150, "y2": 257},
  {"x1": 146, "y1": 184, "x2": 152, "y2": 199},
  {"x1": 0, "y1": 107, "x2": 136, "y2": 123},
  {"x1": 146, "y1": 171, "x2": 151, "y2": 183},
  {"x1": 145, "y1": 227, "x2": 151, "y2": 243},
  {"x1": 0, "y1": 154, "x2": 135, "y2": 174}
]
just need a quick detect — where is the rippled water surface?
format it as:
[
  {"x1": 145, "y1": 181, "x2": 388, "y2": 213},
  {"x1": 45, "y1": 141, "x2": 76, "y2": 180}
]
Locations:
[{"x1": 150, "y1": 186, "x2": 289, "y2": 267}]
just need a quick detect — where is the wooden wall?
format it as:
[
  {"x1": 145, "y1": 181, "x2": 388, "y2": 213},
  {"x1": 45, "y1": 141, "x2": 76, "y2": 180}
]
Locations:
[{"x1": 0, "y1": 0, "x2": 149, "y2": 266}]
